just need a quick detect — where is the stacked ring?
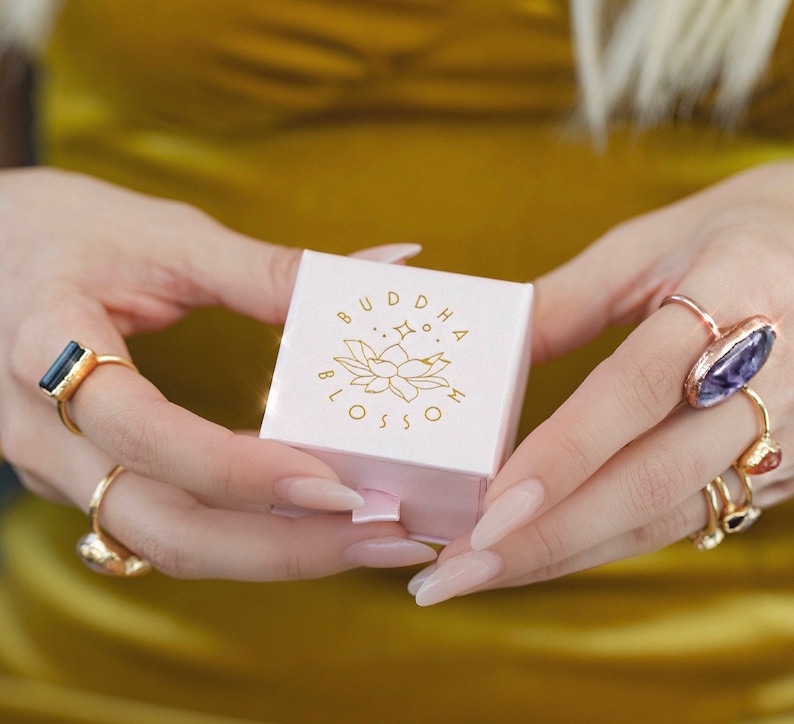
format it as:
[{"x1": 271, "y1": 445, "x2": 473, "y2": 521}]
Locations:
[
  {"x1": 690, "y1": 481, "x2": 725, "y2": 551},
  {"x1": 39, "y1": 340, "x2": 138, "y2": 435},
  {"x1": 711, "y1": 467, "x2": 762, "y2": 534},
  {"x1": 660, "y1": 295, "x2": 775, "y2": 408},
  {"x1": 691, "y1": 466, "x2": 763, "y2": 550},
  {"x1": 76, "y1": 465, "x2": 152, "y2": 577},
  {"x1": 738, "y1": 386, "x2": 782, "y2": 475}
]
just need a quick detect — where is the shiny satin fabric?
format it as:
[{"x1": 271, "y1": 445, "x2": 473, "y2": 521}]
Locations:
[{"x1": 2, "y1": 1, "x2": 794, "y2": 721}]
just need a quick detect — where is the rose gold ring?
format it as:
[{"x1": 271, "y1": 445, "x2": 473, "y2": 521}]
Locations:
[
  {"x1": 660, "y1": 295, "x2": 775, "y2": 408},
  {"x1": 76, "y1": 464, "x2": 151, "y2": 577},
  {"x1": 39, "y1": 340, "x2": 138, "y2": 435}
]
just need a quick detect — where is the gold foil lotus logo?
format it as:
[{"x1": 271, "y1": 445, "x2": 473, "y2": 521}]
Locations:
[
  {"x1": 318, "y1": 290, "x2": 468, "y2": 430},
  {"x1": 334, "y1": 340, "x2": 450, "y2": 403}
]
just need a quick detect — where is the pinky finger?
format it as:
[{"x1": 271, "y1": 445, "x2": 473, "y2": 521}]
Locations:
[{"x1": 99, "y1": 473, "x2": 437, "y2": 581}]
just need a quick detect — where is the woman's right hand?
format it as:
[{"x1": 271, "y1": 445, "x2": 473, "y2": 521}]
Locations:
[{"x1": 0, "y1": 167, "x2": 436, "y2": 579}]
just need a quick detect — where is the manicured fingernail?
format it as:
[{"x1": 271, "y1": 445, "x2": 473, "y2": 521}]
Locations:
[
  {"x1": 407, "y1": 563, "x2": 437, "y2": 595},
  {"x1": 470, "y1": 478, "x2": 545, "y2": 551},
  {"x1": 414, "y1": 551, "x2": 502, "y2": 606},
  {"x1": 349, "y1": 243, "x2": 422, "y2": 264},
  {"x1": 275, "y1": 477, "x2": 364, "y2": 511},
  {"x1": 342, "y1": 537, "x2": 438, "y2": 568}
]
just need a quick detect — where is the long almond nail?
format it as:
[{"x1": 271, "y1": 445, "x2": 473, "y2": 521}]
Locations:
[
  {"x1": 342, "y1": 537, "x2": 438, "y2": 568},
  {"x1": 407, "y1": 563, "x2": 437, "y2": 595},
  {"x1": 414, "y1": 551, "x2": 502, "y2": 606},
  {"x1": 275, "y1": 477, "x2": 364, "y2": 511},
  {"x1": 470, "y1": 478, "x2": 545, "y2": 551},
  {"x1": 349, "y1": 243, "x2": 422, "y2": 264}
]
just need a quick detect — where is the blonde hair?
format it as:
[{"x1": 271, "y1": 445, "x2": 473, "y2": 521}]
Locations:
[
  {"x1": 0, "y1": 0, "x2": 60, "y2": 54},
  {"x1": 571, "y1": 0, "x2": 791, "y2": 145},
  {"x1": 0, "y1": 0, "x2": 790, "y2": 143}
]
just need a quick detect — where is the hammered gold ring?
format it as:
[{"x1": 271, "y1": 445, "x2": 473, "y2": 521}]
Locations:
[
  {"x1": 660, "y1": 295, "x2": 775, "y2": 408},
  {"x1": 690, "y1": 480, "x2": 725, "y2": 552},
  {"x1": 38, "y1": 341, "x2": 138, "y2": 435},
  {"x1": 76, "y1": 464, "x2": 151, "y2": 577}
]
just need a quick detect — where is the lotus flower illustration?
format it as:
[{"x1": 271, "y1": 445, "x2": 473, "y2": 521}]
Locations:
[{"x1": 334, "y1": 340, "x2": 450, "y2": 402}]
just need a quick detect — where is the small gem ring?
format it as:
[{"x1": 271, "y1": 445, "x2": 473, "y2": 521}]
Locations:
[
  {"x1": 711, "y1": 466, "x2": 761, "y2": 534},
  {"x1": 738, "y1": 386, "x2": 782, "y2": 475},
  {"x1": 76, "y1": 464, "x2": 152, "y2": 577},
  {"x1": 660, "y1": 295, "x2": 775, "y2": 408},
  {"x1": 39, "y1": 340, "x2": 138, "y2": 434}
]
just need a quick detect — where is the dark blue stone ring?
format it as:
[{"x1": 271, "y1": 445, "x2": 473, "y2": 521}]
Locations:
[
  {"x1": 39, "y1": 340, "x2": 138, "y2": 435},
  {"x1": 661, "y1": 294, "x2": 776, "y2": 409}
]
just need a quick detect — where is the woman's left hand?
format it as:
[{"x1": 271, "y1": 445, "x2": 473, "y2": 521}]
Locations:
[{"x1": 412, "y1": 160, "x2": 794, "y2": 605}]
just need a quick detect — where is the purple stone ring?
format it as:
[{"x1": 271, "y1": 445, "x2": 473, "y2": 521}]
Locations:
[{"x1": 660, "y1": 294, "x2": 776, "y2": 409}]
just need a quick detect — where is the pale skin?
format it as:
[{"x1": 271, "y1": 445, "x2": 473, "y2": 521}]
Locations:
[
  {"x1": 0, "y1": 56, "x2": 440, "y2": 579},
  {"x1": 413, "y1": 160, "x2": 794, "y2": 605},
  {"x1": 1, "y1": 63, "x2": 792, "y2": 592},
  {"x1": 0, "y1": 167, "x2": 438, "y2": 579}
]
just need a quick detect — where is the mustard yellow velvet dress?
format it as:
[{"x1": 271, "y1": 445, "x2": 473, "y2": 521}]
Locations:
[{"x1": 2, "y1": 2, "x2": 794, "y2": 722}]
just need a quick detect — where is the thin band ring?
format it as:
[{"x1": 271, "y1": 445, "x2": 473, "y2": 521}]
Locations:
[
  {"x1": 738, "y1": 386, "x2": 782, "y2": 475},
  {"x1": 39, "y1": 341, "x2": 138, "y2": 435},
  {"x1": 690, "y1": 480, "x2": 725, "y2": 551},
  {"x1": 662, "y1": 294, "x2": 720, "y2": 337},
  {"x1": 76, "y1": 464, "x2": 152, "y2": 576},
  {"x1": 660, "y1": 295, "x2": 775, "y2": 408},
  {"x1": 711, "y1": 468, "x2": 761, "y2": 534}
]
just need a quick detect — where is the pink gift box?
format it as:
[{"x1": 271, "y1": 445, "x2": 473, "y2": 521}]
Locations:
[{"x1": 260, "y1": 251, "x2": 533, "y2": 543}]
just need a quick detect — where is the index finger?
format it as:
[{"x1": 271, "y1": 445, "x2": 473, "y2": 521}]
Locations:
[
  {"x1": 69, "y1": 363, "x2": 344, "y2": 505},
  {"x1": 487, "y1": 284, "x2": 777, "y2": 524}
]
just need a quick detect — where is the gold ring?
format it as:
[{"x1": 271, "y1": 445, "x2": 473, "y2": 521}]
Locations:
[
  {"x1": 711, "y1": 467, "x2": 761, "y2": 534},
  {"x1": 76, "y1": 465, "x2": 151, "y2": 576},
  {"x1": 660, "y1": 295, "x2": 775, "y2": 408},
  {"x1": 39, "y1": 341, "x2": 138, "y2": 434},
  {"x1": 738, "y1": 386, "x2": 782, "y2": 475},
  {"x1": 689, "y1": 480, "x2": 725, "y2": 551}
]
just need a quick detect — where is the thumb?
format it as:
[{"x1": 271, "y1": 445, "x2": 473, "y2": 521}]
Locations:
[
  {"x1": 530, "y1": 212, "x2": 682, "y2": 364},
  {"x1": 183, "y1": 223, "x2": 423, "y2": 326}
]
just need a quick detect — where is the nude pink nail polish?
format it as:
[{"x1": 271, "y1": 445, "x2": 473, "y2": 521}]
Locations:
[
  {"x1": 274, "y1": 477, "x2": 364, "y2": 511},
  {"x1": 342, "y1": 536, "x2": 438, "y2": 568},
  {"x1": 414, "y1": 550, "x2": 502, "y2": 606},
  {"x1": 469, "y1": 478, "x2": 545, "y2": 551}
]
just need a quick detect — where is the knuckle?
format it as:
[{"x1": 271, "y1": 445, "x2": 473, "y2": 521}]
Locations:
[
  {"x1": 631, "y1": 507, "x2": 684, "y2": 548},
  {"x1": 208, "y1": 433, "x2": 244, "y2": 500},
  {"x1": 107, "y1": 406, "x2": 170, "y2": 479},
  {"x1": 700, "y1": 213, "x2": 794, "y2": 295},
  {"x1": 609, "y1": 350, "x2": 680, "y2": 427},
  {"x1": 619, "y1": 449, "x2": 689, "y2": 522},
  {"x1": 553, "y1": 420, "x2": 603, "y2": 483},
  {"x1": 527, "y1": 521, "x2": 568, "y2": 570},
  {"x1": 137, "y1": 529, "x2": 194, "y2": 579},
  {"x1": 281, "y1": 548, "x2": 308, "y2": 581}
]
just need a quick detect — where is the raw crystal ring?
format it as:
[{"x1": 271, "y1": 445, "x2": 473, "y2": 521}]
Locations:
[
  {"x1": 39, "y1": 340, "x2": 138, "y2": 435},
  {"x1": 738, "y1": 386, "x2": 782, "y2": 475},
  {"x1": 689, "y1": 480, "x2": 725, "y2": 551},
  {"x1": 76, "y1": 464, "x2": 152, "y2": 577},
  {"x1": 660, "y1": 295, "x2": 775, "y2": 408},
  {"x1": 711, "y1": 467, "x2": 761, "y2": 534}
]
